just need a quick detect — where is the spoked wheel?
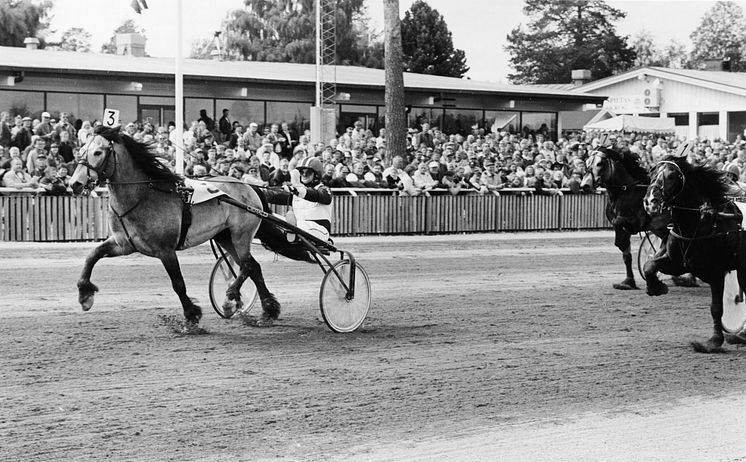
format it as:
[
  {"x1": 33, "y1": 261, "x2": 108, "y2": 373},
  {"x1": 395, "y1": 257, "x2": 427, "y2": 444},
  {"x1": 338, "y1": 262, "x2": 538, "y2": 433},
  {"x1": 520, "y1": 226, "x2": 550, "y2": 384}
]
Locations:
[
  {"x1": 637, "y1": 232, "x2": 661, "y2": 281},
  {"x1": 319, "y1": 259, "x2": 371, "y2": 333},
  {"x1": 208, "y1": 254, "x2": 258, "y2": 318}
]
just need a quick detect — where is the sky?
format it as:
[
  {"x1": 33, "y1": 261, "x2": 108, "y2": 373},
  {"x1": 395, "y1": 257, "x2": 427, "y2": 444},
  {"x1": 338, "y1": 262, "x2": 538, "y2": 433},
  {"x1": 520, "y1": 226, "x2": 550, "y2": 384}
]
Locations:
[{"x1": 47, "y1": 0, "x2": 746, "y2": 83}]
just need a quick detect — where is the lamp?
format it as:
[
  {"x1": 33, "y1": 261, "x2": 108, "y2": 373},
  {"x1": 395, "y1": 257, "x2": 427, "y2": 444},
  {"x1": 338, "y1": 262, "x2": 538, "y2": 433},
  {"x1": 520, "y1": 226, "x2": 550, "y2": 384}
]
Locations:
[
  {"x1": 130, "y1": 81, "x2": 143, "y2": 91},
  {"x1": 335, "y1": 92, "x2": 351, "y2": 101},
  {"x1": 240, "y1": 87, "x2": 248, "y2": 97}
]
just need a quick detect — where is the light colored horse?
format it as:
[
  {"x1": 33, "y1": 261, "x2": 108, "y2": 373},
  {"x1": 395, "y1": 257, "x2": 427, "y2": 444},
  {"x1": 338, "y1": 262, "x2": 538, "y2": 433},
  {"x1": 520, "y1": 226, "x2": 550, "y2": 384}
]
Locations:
[{"x1": 70, "y1": 126, "x2": 286, "y2": 326}]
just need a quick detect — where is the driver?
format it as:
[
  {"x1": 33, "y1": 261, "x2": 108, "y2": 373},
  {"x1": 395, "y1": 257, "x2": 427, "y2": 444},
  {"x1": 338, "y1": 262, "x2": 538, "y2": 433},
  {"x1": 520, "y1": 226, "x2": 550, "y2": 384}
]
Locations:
[{"x1": 264, "y1": 156, "x2": 332, "y2": 242}]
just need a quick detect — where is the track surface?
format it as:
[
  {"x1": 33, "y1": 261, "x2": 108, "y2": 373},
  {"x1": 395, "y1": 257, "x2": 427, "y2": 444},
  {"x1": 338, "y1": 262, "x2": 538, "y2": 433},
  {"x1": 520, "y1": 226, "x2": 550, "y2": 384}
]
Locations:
[{"x1": 2, "y1": 232, "x2": 746, "y2": 461}]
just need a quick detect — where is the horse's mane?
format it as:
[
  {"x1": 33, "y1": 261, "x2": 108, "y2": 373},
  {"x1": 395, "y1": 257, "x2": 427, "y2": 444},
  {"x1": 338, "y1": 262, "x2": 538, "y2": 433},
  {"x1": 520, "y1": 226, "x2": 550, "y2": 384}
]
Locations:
[
  {"x1": 660, "y1": 154, "x2": 738, "y2": 203},
  {"x1": 603, "y1": 146, "x2": 649, "y2": 183},
  {"x1": 94, "y1": 125, "x2": 181, "y2": 183}
]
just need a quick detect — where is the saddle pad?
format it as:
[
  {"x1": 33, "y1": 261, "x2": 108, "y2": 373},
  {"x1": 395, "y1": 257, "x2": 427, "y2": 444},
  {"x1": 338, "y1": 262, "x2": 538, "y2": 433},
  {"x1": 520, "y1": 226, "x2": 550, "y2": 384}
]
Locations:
[{"x1": 184, "y1": 178, "x2": 228, "y2": 205}]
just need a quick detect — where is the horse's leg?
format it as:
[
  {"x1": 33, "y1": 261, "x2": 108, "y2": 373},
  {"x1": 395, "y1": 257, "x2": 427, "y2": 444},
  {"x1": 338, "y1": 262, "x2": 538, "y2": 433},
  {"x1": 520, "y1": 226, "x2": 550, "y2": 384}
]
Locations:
[
  {"x1": 644, "y1": 253, "x2": 673, "y2": 296},
  {"x1": 77, "y1": 236, "x2": 132, "y2": 311},
  {"x1": 240, "y1": 255, "x2": 281, "y2": 327},
  {"x1": 613, "y1": 228, "x2": 637, "y2": 290},
  {"x1": 159, "y1": 251, "x2": 202, "y2": 325},
  {"x1": 691, "y1": 277, "x2": 726, "y2": 353}
]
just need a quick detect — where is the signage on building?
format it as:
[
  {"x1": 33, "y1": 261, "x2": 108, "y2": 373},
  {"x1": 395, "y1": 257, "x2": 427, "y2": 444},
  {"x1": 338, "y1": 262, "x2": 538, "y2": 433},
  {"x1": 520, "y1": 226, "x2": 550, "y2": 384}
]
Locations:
[{"x1": 603, "y1": 96, "x2": 652, "y2": 114}]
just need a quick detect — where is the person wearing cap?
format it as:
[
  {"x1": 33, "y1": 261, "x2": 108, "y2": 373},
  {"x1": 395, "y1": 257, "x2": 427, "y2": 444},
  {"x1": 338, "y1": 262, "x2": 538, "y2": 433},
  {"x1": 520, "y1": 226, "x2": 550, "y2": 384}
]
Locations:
[
  {"x1": 26, "y1": 137, "x2": 49, "y2": 175},
  {"x1": 34, "y1": 111, "x2": 55, "y2": 144},
  {"x1": 255, "y1": 138, "x2": 280, "y2": 170},
  {"x1": 264, "y1": 156, "x2": 333, "y2": 243},
  {"x1": 11, "y1": 116, "x2": 33, "y2": 151}
]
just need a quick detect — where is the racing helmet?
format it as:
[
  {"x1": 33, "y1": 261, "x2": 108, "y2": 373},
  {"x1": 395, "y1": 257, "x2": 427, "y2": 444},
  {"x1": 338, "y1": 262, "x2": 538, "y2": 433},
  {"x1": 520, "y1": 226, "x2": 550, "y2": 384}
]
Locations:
[{"x1": 297, "y1": 156, "x2": 323, "y2": 178}]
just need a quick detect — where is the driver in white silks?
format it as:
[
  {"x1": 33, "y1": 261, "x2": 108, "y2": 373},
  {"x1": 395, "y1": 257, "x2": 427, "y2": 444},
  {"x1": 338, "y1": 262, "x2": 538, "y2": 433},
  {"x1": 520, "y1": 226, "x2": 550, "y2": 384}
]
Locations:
[{"x1": 264, "y1": 156, "x2": 332, "y2": 243}]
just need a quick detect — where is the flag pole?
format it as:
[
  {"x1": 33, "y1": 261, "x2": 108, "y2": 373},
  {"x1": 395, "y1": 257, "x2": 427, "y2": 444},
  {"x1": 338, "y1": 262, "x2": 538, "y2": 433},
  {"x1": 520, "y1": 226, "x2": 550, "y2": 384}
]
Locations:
[{"x1": 174, "y1": 0, "x2": 184, "y2": 174}]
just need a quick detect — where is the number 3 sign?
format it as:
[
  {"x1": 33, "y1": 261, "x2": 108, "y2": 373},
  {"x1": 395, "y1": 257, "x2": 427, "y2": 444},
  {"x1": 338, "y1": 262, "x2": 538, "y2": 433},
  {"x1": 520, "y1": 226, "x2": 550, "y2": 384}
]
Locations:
[{"x1": 103, "y1": 108, "x2": 120, "y2": 127}]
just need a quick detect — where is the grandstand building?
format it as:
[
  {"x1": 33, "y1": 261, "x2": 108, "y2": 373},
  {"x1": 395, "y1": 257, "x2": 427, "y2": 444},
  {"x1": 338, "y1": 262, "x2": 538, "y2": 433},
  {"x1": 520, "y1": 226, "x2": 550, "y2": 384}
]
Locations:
[{"x1": 0, "y1": 41, "x2": 604, "y2": 140}]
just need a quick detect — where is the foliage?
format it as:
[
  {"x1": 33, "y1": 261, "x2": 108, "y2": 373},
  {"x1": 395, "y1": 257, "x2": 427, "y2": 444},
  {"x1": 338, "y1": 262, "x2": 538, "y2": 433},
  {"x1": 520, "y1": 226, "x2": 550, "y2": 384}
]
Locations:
[
  {"x1": 101, "y1": 19, "x2": 146, "y2": 54},
  {"x1": 400, "y1": 0, "x2": 468, "y2": 78},
  {"x1": 205, "y1": 0, "x2": 382, "y2": 67},
  {"x1": 505, "y1": 0, "x2": 636, "y2": 84},
  {"x1": 0, "y1": 0, "x2": 52, "y2": 48},
  {"x1": 689, "y1": 1, "x2": 746, "y2": 71},
  {"x1": 631, "y1": 30, "x2": 687, "y2": 68},
  {"x1": 46, "y1": 27, "x2": 92, "y2": 52}
]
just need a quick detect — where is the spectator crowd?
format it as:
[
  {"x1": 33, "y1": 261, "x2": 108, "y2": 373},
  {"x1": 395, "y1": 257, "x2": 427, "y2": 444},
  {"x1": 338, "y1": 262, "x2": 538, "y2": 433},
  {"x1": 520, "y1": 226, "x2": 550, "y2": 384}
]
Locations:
[{"x1": 3, "y1": 107, "x2": 746, "y2": 197}]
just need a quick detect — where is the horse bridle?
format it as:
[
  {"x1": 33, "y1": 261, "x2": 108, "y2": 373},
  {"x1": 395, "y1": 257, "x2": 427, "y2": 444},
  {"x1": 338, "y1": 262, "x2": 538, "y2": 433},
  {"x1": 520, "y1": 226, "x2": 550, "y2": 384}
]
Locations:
[
  {"x1": 587, "y1": 149, "x2": 643, "y2": 191},
  {"x1": 77, "y1": 136, "x2": 117, "y2": 190},
  {"x1": 649, "y1": 160, "x2": 686, "y2": 209}
]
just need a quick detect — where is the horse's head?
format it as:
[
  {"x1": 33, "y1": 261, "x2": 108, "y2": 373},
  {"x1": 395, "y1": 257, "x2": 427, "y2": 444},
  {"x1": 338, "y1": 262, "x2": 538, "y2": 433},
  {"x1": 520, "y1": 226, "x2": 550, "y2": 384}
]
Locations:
[
  {"x1": 580, "y1": 146, "x2": 618, "y2": 189},
  {"x1": 70, "y1": 131, "x2": 116, "y2": 195},
  {"x1": 644, "y1": 160, "x2": 685, "y2": 216}
]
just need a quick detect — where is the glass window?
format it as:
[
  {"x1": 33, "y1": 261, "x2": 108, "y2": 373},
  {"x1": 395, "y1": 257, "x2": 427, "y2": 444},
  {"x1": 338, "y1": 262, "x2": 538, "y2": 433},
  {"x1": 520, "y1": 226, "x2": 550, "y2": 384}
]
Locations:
[
  {"x1": 0, "y1": 90, "x2": 44, "y2": 119},
  {"x1": 47, "y1": 93, "x2": 104, "y2": 124},
  {"x1": 185, "y1": 98, "x2": 213, "y2": 125},
  {"x1": 521, "y1": 112, "x2": 557, "y2": 141},
  {"x1": 408, "y1": 107, "x2": 438, "y2": 130},
  {"x1": 104, "y1": 95, "x2": 137, "y2": 125},
  {"x1": 698, "y1": 112, "x2": 718, "y2": 126},
  {"x1": 216, "y1": 99, "x2": 264, "y2": 128},
  {"x1": 266, "y1": 101, "x2": 310, "y2": 134},
  {"x1": 437, "y1": 109, "x2": 483, "y2": 136},
  {"x1": 485, "y1": 110, "x2": 519, "y2": 134},
  {"x1": 667, "y1": 113, "x2": 689, "y2": 126}
]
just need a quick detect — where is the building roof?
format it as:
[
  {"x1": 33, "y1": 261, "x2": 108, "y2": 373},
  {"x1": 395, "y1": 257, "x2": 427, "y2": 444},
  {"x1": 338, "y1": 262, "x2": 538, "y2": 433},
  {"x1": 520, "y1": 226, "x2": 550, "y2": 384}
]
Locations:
[
  {"x1": 0, "y1": 46, "x2": 604, "y2": 101},
  {"x1": 575, "y1": 66, "x2": 746, "y2": 97}
]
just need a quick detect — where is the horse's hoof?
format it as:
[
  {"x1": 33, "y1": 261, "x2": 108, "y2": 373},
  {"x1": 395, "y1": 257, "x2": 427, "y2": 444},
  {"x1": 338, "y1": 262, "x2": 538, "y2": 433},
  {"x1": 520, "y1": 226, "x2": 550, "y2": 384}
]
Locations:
[
  {"x1": 646, "y1": 282, "x2": 668, "y2": 296},
  {"x1": 80, "y1": 294, "x2": 94, "y2": 312},
  {"x1": 222, "y1": 298, "x2": 242, "y2": 318},
  {"x1": 690, "y1": 341, "x2": 726, "y2": 353}
]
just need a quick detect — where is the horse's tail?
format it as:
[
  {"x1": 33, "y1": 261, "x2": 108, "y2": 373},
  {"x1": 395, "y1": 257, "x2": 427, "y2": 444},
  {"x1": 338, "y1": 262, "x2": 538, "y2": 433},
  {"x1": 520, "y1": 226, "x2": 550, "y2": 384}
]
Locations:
[{"x1": 251, "y1": 186, "x2": 315, "y2": 264}]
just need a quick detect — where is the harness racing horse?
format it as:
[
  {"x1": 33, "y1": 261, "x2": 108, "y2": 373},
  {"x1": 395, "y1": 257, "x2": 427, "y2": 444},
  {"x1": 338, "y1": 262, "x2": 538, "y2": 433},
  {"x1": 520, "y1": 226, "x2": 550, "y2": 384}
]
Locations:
[
  {"x1": 70, "y1": 126, "x2": 300, "y2": 328},
  {"x1": 581, "y1": 145, "x2": 672, "y2": 290},
  {"x1": 643, "y1": 155, "x2": 746, "y2": 353}
]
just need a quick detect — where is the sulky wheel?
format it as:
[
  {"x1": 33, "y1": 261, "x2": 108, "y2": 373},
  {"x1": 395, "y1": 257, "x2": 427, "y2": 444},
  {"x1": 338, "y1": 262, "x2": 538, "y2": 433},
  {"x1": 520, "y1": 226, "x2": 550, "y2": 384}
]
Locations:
[
  {"x1": 208, "y1": 253, "x2": 258, "y2": 318},
  {"x1": 637, "y1": 232, "x2": 661, "y2": 281},
  {"x1": 319, "y1": 259, "x2": 371, "y2": 333}
]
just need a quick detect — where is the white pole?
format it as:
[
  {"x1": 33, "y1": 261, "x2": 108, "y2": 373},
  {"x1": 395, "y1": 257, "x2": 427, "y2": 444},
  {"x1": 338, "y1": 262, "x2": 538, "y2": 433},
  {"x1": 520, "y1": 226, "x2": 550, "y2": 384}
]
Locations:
[
  {"x1": 174, "y1": 0, "x2": 185, "y2": 174},
  {"x1": 315, "y1": 0, "x2": 321, "y2": 108}
]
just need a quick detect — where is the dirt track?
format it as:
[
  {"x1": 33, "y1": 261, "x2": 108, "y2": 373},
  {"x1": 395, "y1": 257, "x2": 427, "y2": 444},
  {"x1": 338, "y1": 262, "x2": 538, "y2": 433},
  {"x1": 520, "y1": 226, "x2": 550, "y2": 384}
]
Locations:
[{"x1": 2, "y1": 231, "x2": 746, "y2": 461}]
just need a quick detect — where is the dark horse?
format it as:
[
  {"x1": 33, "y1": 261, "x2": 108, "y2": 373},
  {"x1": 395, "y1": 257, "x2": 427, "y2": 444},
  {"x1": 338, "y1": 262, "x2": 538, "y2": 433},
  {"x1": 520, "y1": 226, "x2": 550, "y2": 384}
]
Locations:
[
  {"x1": 643, "y1": 155, "x2": 746, "y2": 353},
  {"x1": 581, "y1": 145, "x2": 673, "y2": 290},
  {"x1": 70, "y1": 126, "x2": 303, "y2": 328}
]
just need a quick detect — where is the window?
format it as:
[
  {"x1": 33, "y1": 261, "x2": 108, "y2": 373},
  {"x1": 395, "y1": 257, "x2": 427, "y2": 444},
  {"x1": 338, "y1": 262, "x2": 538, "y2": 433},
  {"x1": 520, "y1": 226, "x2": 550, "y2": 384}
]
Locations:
[
  {"x1": 0, "y1": 90, "x2": 44, "y2": 119},
  {"x1": 104, "y1": 95, "x2": 137, "y2": 125},
  {"x1": 47, "y1": 93, "x2": 104, "y2": 124},
  {"x1": 266, "y1": 101, "x2": 310, "y2": 134},
  {"x1": 408, "y1": 108, "x2": 438, "y2": 130},
  {"x1": 485, "y1": 111, "x2": 519, "y2": 134},
  {"x1": 186, "y1": 98, "x2": 214, "y2": 126},
  {"x1": 217, "y1": 99, "x2": 264, "y2": 128},
  {"x1": 521, "y1": 112, "x2": 557, "y2": 141},
  {"x1": 438, "y1": 109, "x2": 483, "y2": 136}
]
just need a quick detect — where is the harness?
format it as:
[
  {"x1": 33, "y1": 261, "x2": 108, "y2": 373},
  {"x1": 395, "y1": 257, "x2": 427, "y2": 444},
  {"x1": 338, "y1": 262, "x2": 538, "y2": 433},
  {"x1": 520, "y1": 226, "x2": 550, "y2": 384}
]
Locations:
[{"x1": 78, "y1": 138, "x2": 194, "y2": 251}]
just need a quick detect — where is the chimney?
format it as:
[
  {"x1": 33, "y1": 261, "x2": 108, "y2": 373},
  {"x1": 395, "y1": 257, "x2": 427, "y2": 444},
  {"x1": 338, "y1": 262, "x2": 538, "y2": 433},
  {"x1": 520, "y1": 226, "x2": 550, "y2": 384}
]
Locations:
[
  {"x1": 571, "y1": 69, "x2": 592, "y2": 86},
  {"x1": 23, "y1": 37, "x2": 40, "y2": 50},
  {"x1": 115, "y1": 33, "x2": 146, "y2": 57}
]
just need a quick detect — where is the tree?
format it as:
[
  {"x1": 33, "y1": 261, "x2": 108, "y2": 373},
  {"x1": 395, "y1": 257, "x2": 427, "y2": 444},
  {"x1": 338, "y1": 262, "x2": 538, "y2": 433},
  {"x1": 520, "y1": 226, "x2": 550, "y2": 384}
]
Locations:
[
  {"x1": 101, "y1": 19, "x2": 146, "y2": 54},
  {"x1": 690, "y1": 1, "x2": 746, "y2": 71},
  {"x1": 384, "y1": 0, "x2": 406, "y2": 163},
  {"x1": 400, "y1": 0, "x2": 468, "y2": 77},
  {"x1": 201, "y1": 0, "x2": 382, "y2": 67},
  {"x1": 0, "y1": 0, "x2": 52, "y2": 48},
  {"x1": 47, "y1": 27, "x2": 93, "y2": 52},
  {"x1": 505, "y1": 0, "x2": 636, "y2": 84}
]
